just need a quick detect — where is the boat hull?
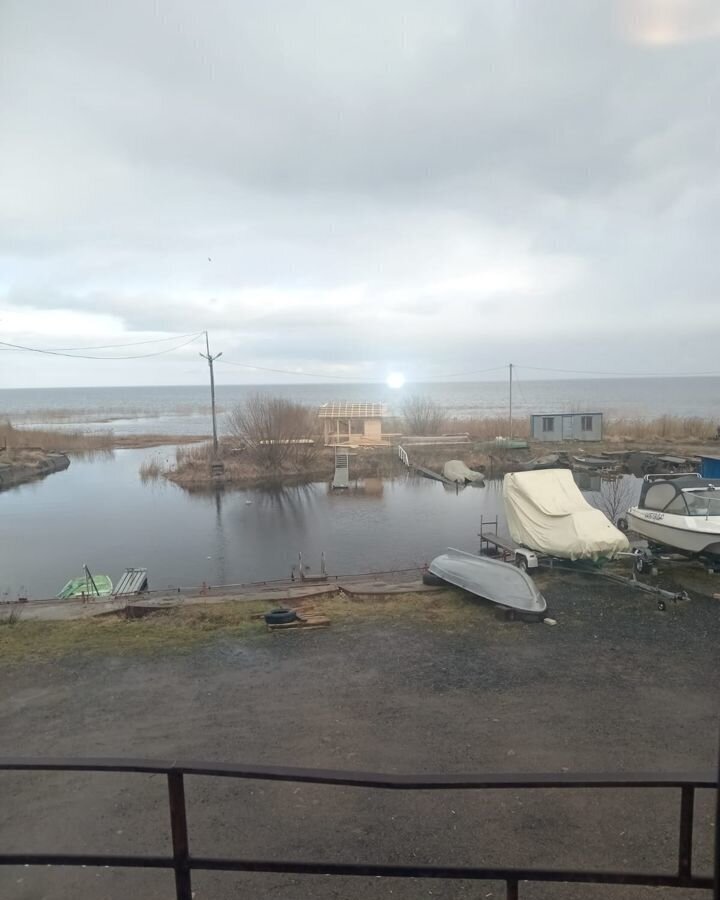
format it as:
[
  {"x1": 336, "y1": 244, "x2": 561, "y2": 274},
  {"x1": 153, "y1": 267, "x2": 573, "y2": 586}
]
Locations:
[
  {"x1": 626, "y1": 509, "x2": 720, "y2": 558},
  {"x1": 428, "y1": 548, "x2": 547, "y2": 614},
  {"x1": 57, "y1": 574, "x2": 114, "y2": 600}
]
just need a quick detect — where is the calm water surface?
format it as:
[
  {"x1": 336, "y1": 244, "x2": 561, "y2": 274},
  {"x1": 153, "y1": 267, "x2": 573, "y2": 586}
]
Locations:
[
  {"x1": 3, "y1": 377, "x2": 719, "y2": 435},
  {"x1": 1, "y1": 447, "x2": 515, "y2": 599}
]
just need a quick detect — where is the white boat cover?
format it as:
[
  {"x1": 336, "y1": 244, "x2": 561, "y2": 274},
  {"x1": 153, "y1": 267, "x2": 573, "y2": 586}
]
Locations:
[
  {"x1": 503, "y1": 469, "x2": 629, "y2": 560},
  {"x1": 442, "y1": 460, "x2": 485, "y2": 483}
]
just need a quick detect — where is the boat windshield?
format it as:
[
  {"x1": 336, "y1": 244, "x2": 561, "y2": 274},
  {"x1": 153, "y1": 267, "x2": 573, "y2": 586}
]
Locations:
[{"x1": 683, "y1": 491, "x2": 720, "y2": 516}]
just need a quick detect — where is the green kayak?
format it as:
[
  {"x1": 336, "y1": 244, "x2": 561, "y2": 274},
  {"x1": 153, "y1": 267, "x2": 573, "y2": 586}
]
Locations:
[{"x1": 57, "y1": 573, "x2": 113, "y2": 600}]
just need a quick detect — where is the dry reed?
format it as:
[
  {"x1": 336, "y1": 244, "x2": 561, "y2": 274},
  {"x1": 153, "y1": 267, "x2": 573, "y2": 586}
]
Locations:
[{"x1": 0, "y1": 421, "x2": 115, "y2": 455}]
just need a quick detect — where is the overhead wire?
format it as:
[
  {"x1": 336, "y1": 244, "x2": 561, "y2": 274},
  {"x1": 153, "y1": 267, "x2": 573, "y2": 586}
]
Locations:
[
  {"x1": 516, "y1": 363, "x2": 720, "y2": 378},
  {"x1": 0, "y1": 333, "x2": 204, "y2": 360},
  {"x1": 217, "y1": 358, "x2": 368, "y2": 381}
]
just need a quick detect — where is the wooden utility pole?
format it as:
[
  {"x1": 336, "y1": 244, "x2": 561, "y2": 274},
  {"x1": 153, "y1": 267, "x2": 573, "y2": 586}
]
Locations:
[
  {"x1": 508, "y1": 362, "x2": 513, "y2": 441},
  {"x1": 200, "y1": 331, "x2": 222, "y2": 456}
]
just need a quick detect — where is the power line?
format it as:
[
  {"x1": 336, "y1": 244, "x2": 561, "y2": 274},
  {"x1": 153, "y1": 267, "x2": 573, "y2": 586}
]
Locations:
[
  {"x1": 217, "y1": 358, "x2": 368, "y2": 381},
  {"x1": 423, "y1": 365, "x2": 509, "y2": 380},
  {"x1": 0, "y1": 333, "x2": 203, "y2": 360},
  {"x1": 46, "y1": 331, "x2": 204, "y2": 351},
  {"x1": 218, "y1": 359, "x2": 510, "y2": 382},
  {"x1": 517, "y1": 364, "x2": 720, "y2": 378}
]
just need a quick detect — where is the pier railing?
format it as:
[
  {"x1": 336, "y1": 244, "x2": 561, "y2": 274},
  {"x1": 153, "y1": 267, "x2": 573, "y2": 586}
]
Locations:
[{"x1": 0, "y1": 757, "x2": 718, "y2": 899}]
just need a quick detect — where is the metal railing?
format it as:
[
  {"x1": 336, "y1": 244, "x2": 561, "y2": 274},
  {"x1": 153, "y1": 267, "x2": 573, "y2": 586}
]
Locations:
[
  {"x1": 0, "y1": 757, "x2": 718, "y2": 899},
  {"x1": 397, "y1": 444, "x2": 409, "y2": 467}
]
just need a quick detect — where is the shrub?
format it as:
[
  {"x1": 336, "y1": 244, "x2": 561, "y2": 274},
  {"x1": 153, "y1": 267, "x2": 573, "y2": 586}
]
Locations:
[
  {"x1": 225, "y1": 396, "x2": 320, "y2": 469},
  {"x1": 401, "y1": 397, "x2": 446, "y2": 435}
]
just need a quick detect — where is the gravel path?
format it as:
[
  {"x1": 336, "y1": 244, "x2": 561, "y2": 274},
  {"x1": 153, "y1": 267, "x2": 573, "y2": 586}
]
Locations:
[{"x1": 1, "y1": 571, "x2": 718, "y2": 899}]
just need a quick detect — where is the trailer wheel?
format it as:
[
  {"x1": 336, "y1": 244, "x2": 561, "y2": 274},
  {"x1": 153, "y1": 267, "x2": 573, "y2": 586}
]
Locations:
[
  {"x1": 617, "y1": 517, "x2": 628, "y2": 532},
  {"x1": 634, "y1": 555, "x2": 646, "y2": 574},
  {"x1": 515, "y1": 555, "x2": 529, "y2": 573}
]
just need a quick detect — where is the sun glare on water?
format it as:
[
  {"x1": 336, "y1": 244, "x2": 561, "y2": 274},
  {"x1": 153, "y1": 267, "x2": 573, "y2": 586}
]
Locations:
[{"x1": 386, "y1": 372, "x2": 405, "y2": 389}]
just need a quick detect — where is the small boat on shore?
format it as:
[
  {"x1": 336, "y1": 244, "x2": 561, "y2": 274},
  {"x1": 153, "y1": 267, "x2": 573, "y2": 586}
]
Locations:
[
  {"x1": 57, "y1": 567, "x2": 113, "y2": 600},
  {"x1": 426, "y1": 548, "x2": 547, "y2": 616}
]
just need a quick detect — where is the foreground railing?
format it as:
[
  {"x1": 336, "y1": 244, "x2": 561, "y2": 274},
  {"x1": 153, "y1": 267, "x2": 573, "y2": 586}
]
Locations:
[{"x1": 0, "y1": 758, "x2": 718, "y2": 899}]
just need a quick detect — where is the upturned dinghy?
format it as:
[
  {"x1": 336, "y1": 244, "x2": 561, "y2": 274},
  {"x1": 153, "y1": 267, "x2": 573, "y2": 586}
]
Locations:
[{"x1": 427, "y1": 548, "x2": 547, "y2": 616}]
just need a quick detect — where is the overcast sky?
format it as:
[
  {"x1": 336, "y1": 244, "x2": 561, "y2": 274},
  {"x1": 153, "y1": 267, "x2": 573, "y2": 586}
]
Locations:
[{"x1": 1, "y1": 0, "x2": 719, "y2": 388}]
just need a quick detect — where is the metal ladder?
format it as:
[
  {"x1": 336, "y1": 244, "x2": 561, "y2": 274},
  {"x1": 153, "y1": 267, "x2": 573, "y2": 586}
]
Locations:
[{"x1": 332, "y1": 449, "x2": 349, "y2": 489}]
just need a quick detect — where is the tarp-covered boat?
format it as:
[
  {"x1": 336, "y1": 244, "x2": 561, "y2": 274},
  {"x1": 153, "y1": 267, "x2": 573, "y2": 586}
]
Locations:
[
  {"x1": 428, "y1": 548, "x2": 547, "y2": 615},
  {"x1": 503, "y1": 469, "x2": 629, "y2": 561},
  {"x1": 442, "y1": 460, "x2": 485, "y2": 484}
]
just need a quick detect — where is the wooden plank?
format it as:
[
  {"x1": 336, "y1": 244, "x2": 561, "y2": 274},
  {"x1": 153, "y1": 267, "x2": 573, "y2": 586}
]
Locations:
[{"x1": 267, "y1": 615, "x2": 331, "y2": 631}]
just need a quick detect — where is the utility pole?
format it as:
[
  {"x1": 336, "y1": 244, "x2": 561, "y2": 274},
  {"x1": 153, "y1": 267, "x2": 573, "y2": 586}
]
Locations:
[
  {"x1": 508, "y1": 362, "x2": 513, "y2": 441},
  {"x1": 200, "y1": 331, "x2": 222, "y2": 456}
]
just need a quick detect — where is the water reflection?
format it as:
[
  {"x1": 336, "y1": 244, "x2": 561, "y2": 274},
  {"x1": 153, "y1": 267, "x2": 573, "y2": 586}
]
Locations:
[{"x1": 0, "y1": 448, "x2": 642, "y2": 599}]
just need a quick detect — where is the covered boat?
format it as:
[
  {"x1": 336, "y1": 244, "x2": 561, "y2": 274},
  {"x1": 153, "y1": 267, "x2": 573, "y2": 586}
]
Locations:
[
  {"x1": 503, "y1": 469, "x2": 629, "y2": 561},
  {"x1": 624, "y1": 474, "x2": 720, "y2": 561},
  {"x1": 428, "y1": 548, "x2": 547, "y2": 615}
]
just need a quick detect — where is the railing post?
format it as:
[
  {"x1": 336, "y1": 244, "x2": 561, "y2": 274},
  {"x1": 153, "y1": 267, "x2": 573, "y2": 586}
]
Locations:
[
  {"x1": 678, "y1": 786, "x2": 694, "y2": 879},
  {"x1": 715, "y1": 722, "x2": 720, "y2": 900},
  {"x1": 167, "y1": 772, "x2": 192, "y2": 900}
]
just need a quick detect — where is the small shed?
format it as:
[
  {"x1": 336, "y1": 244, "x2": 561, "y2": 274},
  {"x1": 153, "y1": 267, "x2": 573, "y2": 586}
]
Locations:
[
  {"x1": 699, "y1": 455, "x2": 720, "y2": 479},
  {"x1": 319, "y1": 401, "x2": 389, "y2": 446},
  {"x1": 530, "y1": 412, "x2": 603, "y2": 443}
]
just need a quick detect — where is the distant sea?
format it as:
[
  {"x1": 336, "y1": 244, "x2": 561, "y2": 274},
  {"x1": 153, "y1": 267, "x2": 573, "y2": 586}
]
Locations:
[{"x1": 1, "y1": 377, "x2": 719, "y2": 436}]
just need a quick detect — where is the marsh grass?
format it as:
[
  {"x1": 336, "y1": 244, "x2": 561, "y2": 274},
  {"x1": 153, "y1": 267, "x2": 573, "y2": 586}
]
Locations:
[{"x1": 0, "y1": 421, "x2": 115, "y2": 455}]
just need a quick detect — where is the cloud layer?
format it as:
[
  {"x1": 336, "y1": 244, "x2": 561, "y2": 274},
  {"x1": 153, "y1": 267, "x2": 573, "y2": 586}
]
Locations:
[{"x1": 1, "y1": 0, "x2": 719, "y2": 386}]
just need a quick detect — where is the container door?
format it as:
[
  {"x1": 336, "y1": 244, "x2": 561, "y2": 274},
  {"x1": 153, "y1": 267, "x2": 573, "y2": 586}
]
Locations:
[{"x1": 562, "y1": 416, "x2": 574, "y2": 440}]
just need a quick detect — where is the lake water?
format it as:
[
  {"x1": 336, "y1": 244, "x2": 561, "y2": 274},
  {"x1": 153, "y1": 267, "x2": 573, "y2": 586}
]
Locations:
[
  {"x1": 0, "y1": 447, "x2": 515, "y2": 600},
  {"x1": 2, "y1": 376, "x2": 719, "y2": 435}
]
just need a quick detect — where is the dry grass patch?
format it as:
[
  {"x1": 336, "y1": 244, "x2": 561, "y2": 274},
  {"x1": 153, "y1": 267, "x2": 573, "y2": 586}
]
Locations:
[
  {"x1": 0, "y1": 421, "x2": 115, "y2": 456},
  {"x1": 604, "y1": 415, "x2": 716, "y2": 442},
  {"x1": 0, "y1": 589, "x2": 511, "y2": 663}
]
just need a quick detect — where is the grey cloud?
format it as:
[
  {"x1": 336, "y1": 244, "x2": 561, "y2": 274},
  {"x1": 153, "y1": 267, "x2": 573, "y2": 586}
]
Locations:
[{"x1": 1, "y1": 0, "x2": 719, "y2": 387}]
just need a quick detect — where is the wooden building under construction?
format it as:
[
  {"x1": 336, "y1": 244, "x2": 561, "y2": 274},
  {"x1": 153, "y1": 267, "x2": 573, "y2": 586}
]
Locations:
[{"x1": 319, "y1": 401, "x2": 389, "y2": 447}]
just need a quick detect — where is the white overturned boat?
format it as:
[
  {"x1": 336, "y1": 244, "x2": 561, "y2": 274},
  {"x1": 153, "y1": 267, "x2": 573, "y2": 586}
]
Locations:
[
  {"x1": 427, "y1": 548, "x2": 547, "y2": 616},
  {"x1": 623, "y1": 474, "x2": 720, "y2": 563}
]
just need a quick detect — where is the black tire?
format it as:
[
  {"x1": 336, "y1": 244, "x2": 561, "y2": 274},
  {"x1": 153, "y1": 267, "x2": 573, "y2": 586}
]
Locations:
[
  {"x1": 634, "y1": 556, "x2": 645, "y2": 574},
  {"x1": 516, "y1": 555, "x2": 529, "y2": 573},
  {"x1": 657, "y1": 600, "x2": 666, "y2": 612},
  {"x1": 617, "y1": 517, "x2": 628, "y2": 532},
  {"x1": 264, "y1": 609, "x2": 297, "y2": 625},
  {"x1": 422, "y1": 572, "x2": 445, "y2": 586}
]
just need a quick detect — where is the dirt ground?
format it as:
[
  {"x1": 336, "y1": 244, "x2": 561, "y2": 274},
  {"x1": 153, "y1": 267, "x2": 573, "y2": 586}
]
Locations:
[{"x1": 0, "y1": 572, "x2": 718, "y2": 900}]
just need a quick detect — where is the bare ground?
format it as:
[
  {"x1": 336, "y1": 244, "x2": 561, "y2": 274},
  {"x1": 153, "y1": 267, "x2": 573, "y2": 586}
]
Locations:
[{"x1": 0, "y1": 573, "x2": 718, "y2": 900}]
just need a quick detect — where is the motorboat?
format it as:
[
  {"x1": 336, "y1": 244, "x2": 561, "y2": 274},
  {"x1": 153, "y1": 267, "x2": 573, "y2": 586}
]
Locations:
[
  {"x1": 427, "y1": 548, "x2": 547, "y2": 616},
  {"x1": 622, "y1": 474, "x2": 720, "y2": 562}
]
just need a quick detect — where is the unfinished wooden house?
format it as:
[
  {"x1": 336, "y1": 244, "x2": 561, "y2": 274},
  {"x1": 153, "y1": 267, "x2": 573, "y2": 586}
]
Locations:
[{"x1": 319, "y1": 401, "x2": 389, "y2": 447}]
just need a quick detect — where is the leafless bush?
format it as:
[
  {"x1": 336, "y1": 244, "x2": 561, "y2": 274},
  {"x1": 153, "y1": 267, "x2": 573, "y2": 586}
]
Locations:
[
  {"x1": 589, "y1": 476, "x2": 636, "y2": 524},
  {"x1": 226, "y1": 395, "x2": 320, "y2": 470},
  {"x1": 401, "y1": 396, "x2": 447, "y2": 435}
]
